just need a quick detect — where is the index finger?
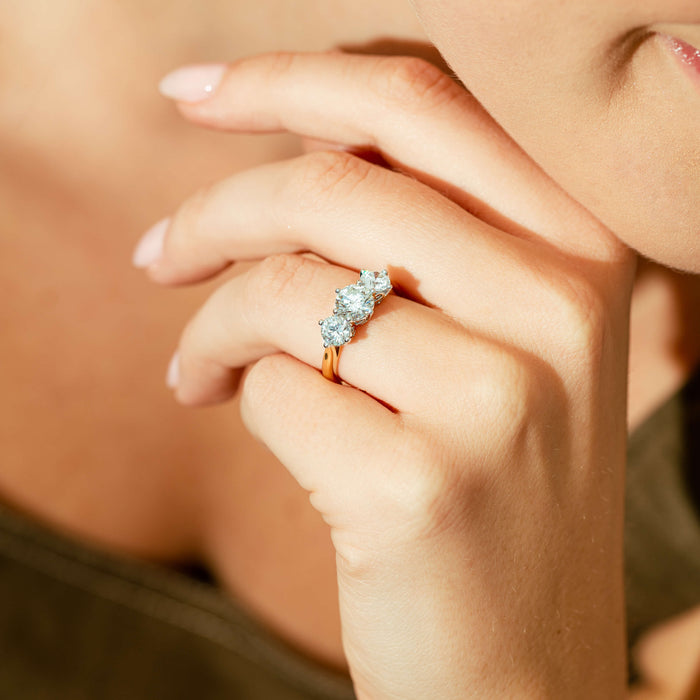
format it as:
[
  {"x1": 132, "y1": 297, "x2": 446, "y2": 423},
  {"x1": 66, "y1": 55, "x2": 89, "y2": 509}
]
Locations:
[{"x1": 160, "y1": 51, "x2": 622, "y2": 260}]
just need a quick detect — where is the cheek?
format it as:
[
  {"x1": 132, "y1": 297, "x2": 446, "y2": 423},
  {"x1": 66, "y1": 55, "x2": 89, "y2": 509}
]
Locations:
[
  {"x1": 537, "y1": 108, "x2": 700, "y2": 272},
  {"x1": 413, "y1": 2, "x2": 700, "y2": 271},
  {"x1": 598, "y1": 137, "x2": 696, "y2": 271},
  {"x1": 495, "y1": 35, "x2": 700, "y2": 271}
]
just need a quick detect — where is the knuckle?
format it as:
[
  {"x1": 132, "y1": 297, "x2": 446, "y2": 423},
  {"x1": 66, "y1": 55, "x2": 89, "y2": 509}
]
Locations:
[
  {"x1": 170, "y1": 183, "x2": 215, "y2": 251},
  {"x1": 282, "y1": 150, "x2": 373, "y2": 216},
  {"x1": 441, "y1": 348, "x2": 549, "y2": 470},
  {"x1": 246, "y1": 253, "x2": 306, "y2": 306},
  {"x1": 546, "y1": 275, "x2": 607, "y2": 363},
  {"x1": 176, "y1": 311, "x2": 222, "y2": 377},
  {"x1": 256, "y1": 51, "x2": 299, "y2": 82},
  {"x1": 385, "y1": 358, "x2": 550, "y2": 543},
  {"x1": 240, "y1": 353, "x2": 288, "y2": 416},
  {"x1": 372, "y1": 56, "x2": 461, "y2": 111},
  {"x1": 243, "y1": 254, "x2": 311, "y2": 329},
  {"x1": 472, "y1": 352, "x2": 539, "y2": 444},
  {"x1": 177, "y1": 314, "x2": 200, "y2": 357},
  {"x1": 380, "y1": 429, "x2": 466, "y2": 540}
]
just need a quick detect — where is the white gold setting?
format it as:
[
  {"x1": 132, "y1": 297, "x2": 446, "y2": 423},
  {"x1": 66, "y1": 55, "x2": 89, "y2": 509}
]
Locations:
[{"x1": 319, "y1": 269, "x2": 392, "y2": 348}]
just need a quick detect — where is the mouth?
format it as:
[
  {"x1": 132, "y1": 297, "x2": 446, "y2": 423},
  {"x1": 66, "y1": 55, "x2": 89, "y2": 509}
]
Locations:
[{"x1": 661, "y1": 35, "x2": 700, "y2": 84}]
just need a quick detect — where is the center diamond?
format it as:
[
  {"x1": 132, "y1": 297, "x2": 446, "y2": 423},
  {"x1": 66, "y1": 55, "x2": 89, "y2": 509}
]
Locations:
[{"x1": 335, "y1": 283, "x2": 375, "y2": 324}]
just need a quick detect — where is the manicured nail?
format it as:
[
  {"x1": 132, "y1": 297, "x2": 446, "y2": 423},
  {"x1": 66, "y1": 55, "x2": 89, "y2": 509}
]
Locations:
[
  {"x1": 166, "y1": 351, "x2": 180, "y2": 389},
  {"x1": 158, "y1": 64, "x2": 226, "y2": 102},
  {"x1": 133, "y1": 217, "x2": 169, "y2": 268}
]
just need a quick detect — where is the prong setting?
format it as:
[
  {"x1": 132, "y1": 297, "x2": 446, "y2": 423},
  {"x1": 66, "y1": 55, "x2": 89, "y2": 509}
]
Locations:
[{"x1": 319, "y1": 269, "x2": 392, "y2": 349}]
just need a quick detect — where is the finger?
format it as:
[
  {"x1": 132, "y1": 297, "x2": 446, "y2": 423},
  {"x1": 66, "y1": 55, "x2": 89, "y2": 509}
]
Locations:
[
  {"x1": 147, "y1": 149, "x2": 628, "y2": 375},
  {"x1": 160, "y1": 52, "x2": 619, "y2": 256},
  {"x1": 238, "y1": 352, "x2": 541, "y2": 558},
  {"x1": 173, "y1": 254, "x2": 464, "y2": 413},
  {"x1": 238, "y1": 352, "x2": 411, "y2": 540},
  {"x1": 632, "y1": 606, "x2": 700, "y2": 696},
  {"x1": 147, "y1": 149, "x2": 514, "y2": 294}
]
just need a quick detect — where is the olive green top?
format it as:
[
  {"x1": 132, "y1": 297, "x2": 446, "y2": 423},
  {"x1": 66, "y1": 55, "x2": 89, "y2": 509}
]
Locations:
[
  {"x1": 625, "y1": 367, "x2": 700, "y2": 662},
  {"x1": 0, "y1": 500, "x2": 356, "y2": 700},
  {"x1": 0, "y1": 373, "x2": 698, "y2": 698}
]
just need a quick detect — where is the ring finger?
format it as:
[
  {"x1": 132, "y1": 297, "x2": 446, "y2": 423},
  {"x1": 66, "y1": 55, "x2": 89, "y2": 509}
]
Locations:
[{"x1": 173, "y1": 253, "x2": 465, "y2": 413}]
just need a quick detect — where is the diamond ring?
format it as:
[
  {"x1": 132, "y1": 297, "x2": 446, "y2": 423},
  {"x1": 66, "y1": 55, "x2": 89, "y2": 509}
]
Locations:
[{"x1": 319, "y1": 269, "x2": 392, "y2": 383}]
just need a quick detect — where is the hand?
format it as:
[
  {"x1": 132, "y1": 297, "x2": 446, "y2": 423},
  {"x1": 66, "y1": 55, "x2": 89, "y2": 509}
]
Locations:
[
  {"x1": 630, "y1": 606, "x2": 700, "y2": 700},
  {"x1": 135, "y1": 52, "x2": 636, "y2": 698}
]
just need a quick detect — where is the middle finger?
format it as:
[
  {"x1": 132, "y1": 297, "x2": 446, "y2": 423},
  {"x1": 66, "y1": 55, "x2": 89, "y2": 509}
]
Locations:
[{"x1": 147, "y1": 149, "x2": 544, "y2": 321}]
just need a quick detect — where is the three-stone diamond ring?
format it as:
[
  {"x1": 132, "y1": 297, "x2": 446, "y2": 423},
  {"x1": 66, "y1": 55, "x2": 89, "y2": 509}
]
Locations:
[{"x1": 319, "y1": 269, "x2": 392, "y2": 383}]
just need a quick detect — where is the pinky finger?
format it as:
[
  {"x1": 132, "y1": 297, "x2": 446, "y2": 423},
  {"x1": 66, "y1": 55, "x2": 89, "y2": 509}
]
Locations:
[{"x1": 239, "y1": 353, "x2": 408, "y2": 544}]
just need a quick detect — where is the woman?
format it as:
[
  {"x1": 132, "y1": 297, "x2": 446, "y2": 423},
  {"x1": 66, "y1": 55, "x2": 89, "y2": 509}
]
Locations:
[{"x1": 3, "y1": 0, "x2": 700, "y2": 697}]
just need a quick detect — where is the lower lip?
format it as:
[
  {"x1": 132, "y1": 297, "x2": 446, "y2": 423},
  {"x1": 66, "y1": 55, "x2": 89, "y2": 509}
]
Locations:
[{"x1": 662, "y1": 35, "x2": 700, "y2": 87}]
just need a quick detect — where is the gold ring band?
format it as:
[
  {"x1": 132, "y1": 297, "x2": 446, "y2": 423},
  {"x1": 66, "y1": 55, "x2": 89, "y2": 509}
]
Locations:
[{"x1": 321, "y1": 345, "x2": 342, "y2": 383}]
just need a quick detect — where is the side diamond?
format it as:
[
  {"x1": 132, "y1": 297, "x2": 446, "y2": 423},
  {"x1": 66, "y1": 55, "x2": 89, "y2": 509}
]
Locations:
[
  {"x1": 360, "y1": 269, "x2": 392, "y2": 302},
  {"x1": 320, "y1": 315, "x2": 355, "y2": 347}
]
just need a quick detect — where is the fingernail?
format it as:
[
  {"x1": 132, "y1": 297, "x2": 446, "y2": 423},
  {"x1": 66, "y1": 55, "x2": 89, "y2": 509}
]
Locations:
[
  {"x1": 166, "y1": 351, "x2": 180, "y2": 389},
  {"x1": 133, "y1": 217, "x2": 169, "y2": 268},
  {"x1": 158, "y1": 64, "x2": 226, "y2": 102}
]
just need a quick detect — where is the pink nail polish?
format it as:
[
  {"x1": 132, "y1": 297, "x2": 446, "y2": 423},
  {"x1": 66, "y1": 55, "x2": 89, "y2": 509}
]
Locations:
[
  {"x1": 158, "y1": 64, "x2": 226, "y2": 102},
  {"x1": 132, "y1": 217, "x2": 169, "y2": 268},
  {"x1": 166, "y1": 351, "x2": 180, "y2": 389}
]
